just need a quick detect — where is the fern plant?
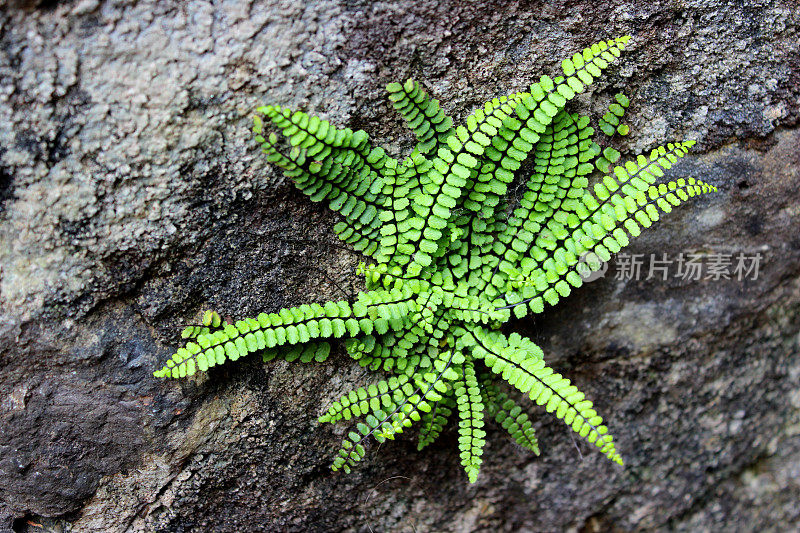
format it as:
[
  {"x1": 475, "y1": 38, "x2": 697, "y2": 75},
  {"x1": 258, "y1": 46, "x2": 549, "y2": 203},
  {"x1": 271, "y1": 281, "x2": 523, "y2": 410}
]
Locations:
[{"x1": 155, "y1": 35, "x2": 716, "y2": 482}]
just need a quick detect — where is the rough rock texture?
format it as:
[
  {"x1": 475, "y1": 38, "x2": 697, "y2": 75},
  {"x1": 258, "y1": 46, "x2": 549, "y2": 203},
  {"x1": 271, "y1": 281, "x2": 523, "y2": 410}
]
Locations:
[{"x1": 1, "y1": 0, "x2": 799, "y2": 531}]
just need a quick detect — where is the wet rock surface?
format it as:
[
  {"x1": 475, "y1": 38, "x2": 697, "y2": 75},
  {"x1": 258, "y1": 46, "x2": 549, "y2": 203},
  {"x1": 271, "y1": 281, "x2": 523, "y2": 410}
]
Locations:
[{"x1": 0, "y1": 1, "x2": 798, "y2": 531}]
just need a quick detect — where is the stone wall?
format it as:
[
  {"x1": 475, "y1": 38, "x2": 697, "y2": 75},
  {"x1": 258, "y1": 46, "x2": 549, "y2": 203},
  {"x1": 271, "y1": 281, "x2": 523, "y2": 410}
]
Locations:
[{"x1": 0, "y1": 1, "x2": 798, "y2": 531}]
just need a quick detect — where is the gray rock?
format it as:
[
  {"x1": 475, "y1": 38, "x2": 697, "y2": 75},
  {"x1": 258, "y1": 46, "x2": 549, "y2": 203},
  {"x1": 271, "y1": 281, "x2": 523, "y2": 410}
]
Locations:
[{"x1": 0, "y1": 0, "x2": 798, "y2": 531}]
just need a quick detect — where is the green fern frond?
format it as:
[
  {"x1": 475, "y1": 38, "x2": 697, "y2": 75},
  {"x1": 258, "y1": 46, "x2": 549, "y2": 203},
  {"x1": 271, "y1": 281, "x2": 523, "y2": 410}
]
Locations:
[
  {"x1": 331, "y1": 349, "x2": 461, "y2": 473},
  {"x1": 454, "y1": 359, "x2": 486, "y2": 482},
  {"x1": 418, "y1": 392, "x2": 456, "y2": 450},
  {"x1": 599, "y1": 92, "x2": 631, "y2": 137},
  {"x1": 154, "y1": 35, "x2": 718, "y2": 484},
  {"x1": 387, "y1": 79, "x2": 455, "y2": 155},
  {"x1": 319, "y1": 374, "x2": 415, "y2": 424},
  {"x1": 262, "y1": 341, "x2": 331, "y2": 364},
  {"x1": 482, "y1": 381, "x2": 540, "y2": 455},
  {"x1": 466, "y1": 328, "x2": 622, "y2": 464}
]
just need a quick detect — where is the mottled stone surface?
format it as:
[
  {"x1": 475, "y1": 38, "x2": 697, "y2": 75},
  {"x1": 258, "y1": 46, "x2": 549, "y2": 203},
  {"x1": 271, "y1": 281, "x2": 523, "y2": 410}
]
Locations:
[{"x1": 0, "y1": 0, "x2": 798, "y2": 531}]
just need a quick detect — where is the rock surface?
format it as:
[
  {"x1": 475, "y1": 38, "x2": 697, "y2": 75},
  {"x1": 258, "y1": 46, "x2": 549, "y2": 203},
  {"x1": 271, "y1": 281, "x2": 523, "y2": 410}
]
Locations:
[{"x1": 0, "y1": 0, "x2": 798, "y2": 531}]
